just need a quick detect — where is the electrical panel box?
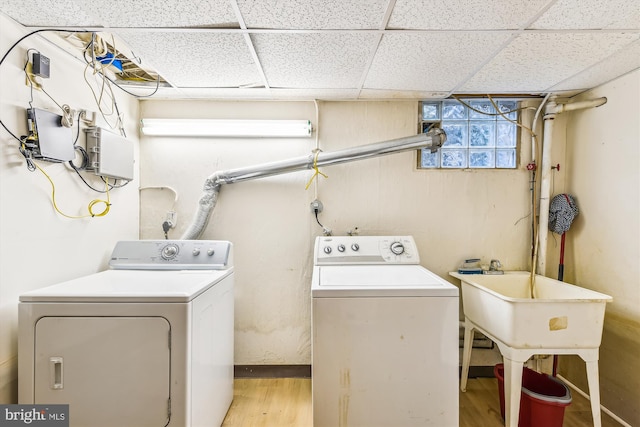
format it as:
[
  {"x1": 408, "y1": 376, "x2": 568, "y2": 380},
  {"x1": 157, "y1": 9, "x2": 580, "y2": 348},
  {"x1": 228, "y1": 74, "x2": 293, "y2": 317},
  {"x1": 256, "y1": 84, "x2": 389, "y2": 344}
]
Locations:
[
  {"x1": 84, "y1": 127, "x2": 134, "y2": 181},
  {"x1": 26, "y1": 108, "x2": 74, "y2": 162}
]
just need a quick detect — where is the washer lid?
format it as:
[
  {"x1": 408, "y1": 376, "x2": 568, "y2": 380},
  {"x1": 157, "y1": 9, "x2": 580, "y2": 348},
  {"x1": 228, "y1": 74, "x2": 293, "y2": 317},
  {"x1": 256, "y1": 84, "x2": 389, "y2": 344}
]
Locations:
[
  {"x1": 19, "y1": 269, "x2": 233, "y2": 303},
  {"x1": 312, "y1": 265, "x2": 458, "y2": 297}
]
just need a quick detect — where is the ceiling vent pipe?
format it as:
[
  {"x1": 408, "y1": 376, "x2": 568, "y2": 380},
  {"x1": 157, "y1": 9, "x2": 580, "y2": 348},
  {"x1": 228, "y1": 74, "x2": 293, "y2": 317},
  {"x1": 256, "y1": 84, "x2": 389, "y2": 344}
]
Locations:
[{"x1": 180, "y1": 128, "x2": 446, "y2": 240}]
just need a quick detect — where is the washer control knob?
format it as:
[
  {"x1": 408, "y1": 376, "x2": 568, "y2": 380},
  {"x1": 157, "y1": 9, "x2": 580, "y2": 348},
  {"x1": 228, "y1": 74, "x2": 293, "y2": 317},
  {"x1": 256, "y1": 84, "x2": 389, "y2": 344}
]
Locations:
[
  {"x1": 337, "y1": 244, "x2": 346, "y2": 252},
  {"x1": 161, "y1": 244, "x2": 179, "y2": 260},
  {"x1": 351, "y1": 243, "x2": 360, "y2": 251},
  {"x1": 192, "y1": 248, "x2": 201, "y2": 256},
  {"x1": 390, "y1": 242, "x2": 405, "y2": 255},
  {"x1": 324, "y1": 246, "x2": 332, "y2": 254},
  {"x1": 207, "y1": 249, "x2": 215, "y2": 256}
]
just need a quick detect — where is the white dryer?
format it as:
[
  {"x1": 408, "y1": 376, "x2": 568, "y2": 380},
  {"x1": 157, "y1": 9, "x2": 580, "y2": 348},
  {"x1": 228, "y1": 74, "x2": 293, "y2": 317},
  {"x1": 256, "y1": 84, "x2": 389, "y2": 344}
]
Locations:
[
  {"x1": 312, "y1": 236, "x2": 459, "y2": 427},
  {"x1": 18, "y1": 240, "x2": 234, "y2": 427}
]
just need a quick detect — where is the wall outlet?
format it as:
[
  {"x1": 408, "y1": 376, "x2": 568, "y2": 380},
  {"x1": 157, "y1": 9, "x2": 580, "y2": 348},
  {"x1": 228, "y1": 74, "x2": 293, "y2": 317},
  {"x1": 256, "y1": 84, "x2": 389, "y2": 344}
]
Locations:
[
  {"x1": 165, "y1": 211, "x2": 177, "y2": 228},
  {"x1": 310, "y1": 199, "x2": 323, "y2": 213}
]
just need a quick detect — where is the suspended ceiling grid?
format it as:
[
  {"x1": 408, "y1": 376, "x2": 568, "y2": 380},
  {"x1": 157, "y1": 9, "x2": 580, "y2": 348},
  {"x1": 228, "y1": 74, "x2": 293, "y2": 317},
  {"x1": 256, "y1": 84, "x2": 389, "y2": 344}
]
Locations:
[{"x1": 0, "y1": 0, "x2": 638, "y2": 100}]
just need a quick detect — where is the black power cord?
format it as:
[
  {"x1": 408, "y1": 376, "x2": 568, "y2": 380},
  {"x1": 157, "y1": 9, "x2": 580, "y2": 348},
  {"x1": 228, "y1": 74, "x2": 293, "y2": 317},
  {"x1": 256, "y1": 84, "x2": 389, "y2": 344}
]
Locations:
[
  {"x1": 162, "y1": 221, "x2": 172, "y2": 239},
  {"x1": 0, "y1": 28, "x2": 91, "y2": 142}
]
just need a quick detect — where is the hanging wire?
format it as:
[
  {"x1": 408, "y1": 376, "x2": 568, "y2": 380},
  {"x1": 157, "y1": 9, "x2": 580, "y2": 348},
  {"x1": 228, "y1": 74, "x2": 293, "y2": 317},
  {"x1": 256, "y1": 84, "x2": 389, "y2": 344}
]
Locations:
[
  {"x1": 34, "y1": 160, "x2": 111, "y2": 218},
  {"x1": 305, "y1": 149, "x2": 328, "y2": 190},
  {"x1": 1, "y1": 29, "x2": 87, "y2": 142}
]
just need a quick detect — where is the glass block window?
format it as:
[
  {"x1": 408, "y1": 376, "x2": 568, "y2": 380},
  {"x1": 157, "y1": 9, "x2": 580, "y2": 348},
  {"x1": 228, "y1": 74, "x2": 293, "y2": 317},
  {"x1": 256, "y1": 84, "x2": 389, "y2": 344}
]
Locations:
[{"x1": 419, "y1": 98, "x2": 519, "y2": 169}]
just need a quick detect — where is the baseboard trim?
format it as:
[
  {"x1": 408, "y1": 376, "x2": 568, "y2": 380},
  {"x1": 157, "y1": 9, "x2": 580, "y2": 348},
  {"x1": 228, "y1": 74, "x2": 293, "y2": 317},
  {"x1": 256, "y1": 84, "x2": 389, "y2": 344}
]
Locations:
[
  {"x1": 557, "y1": 374, "x2": 631, "y2": 427},
  {"x1": 235, "y1": 365, "x2": 493, "y2": 380},
  {"x1": 235, "y1": 365, "x2": 312, "y2": 379},
  {"x1": 462, "y1": 366, "x2": 496, "y2": 378}
]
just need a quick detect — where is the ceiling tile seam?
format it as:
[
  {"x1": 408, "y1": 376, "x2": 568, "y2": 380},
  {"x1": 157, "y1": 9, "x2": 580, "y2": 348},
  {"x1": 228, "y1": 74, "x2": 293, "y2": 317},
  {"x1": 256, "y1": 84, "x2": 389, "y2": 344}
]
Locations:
[
  {"x1": 229, "y1": 0, "x2": 270, "y2": 90},
  {"x1": 16, "y1": 26, "x2": 639, "y2": 35},
  {"x1": 448, "y1": 32, "x2": 520, "y2": 95},
  {"x1": 354, "y1": 0, "x2": 397, "y2": 97},
  {"x1": 543, "y1": 39, "x2": 640, "y2": 93},
  {"x1": 355, "y1": 33, "x2": 385, "y2": 98},
  {"x1": 240, "y1": 33, "x2": 271, "y2": 89},
  {"x1": 521, "y1": 0, "x2": 560, "y2": 30},
  {"x1": 380, "y1": 0, "x2": 397, "y2": 30}
]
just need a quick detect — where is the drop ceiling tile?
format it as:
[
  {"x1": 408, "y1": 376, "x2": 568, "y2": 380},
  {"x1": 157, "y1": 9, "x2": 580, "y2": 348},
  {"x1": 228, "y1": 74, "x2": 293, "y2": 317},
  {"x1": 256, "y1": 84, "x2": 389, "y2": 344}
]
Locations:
[
  {"x1": 388, "y1": 0, "x2": 549, "y2": 30},
  {"x1": 154, "y1": 87, "x2": 273, "y2": 99},
  {"x1": 268, "y1": 88, "x2": 362, "y2": 99},
  {"x1": 549, "y1": 40, "x2": 640, "y2": 91},
  {"x1": 158, "y1": 87, "x2": 363, "y2": 100},
  {"x1": 0, "y1": 0, "x2": 99, "y2": 26},
  {"x1": 237, "y1": 0, "x2": 389, "y2": 29},
  {"x1": 364, "y1": 32, "x2": 513, "y2": 92},
  {"x1": 1, "y1": 0, "x2": 237, "y2": 28},
  {"x1": 358, "y1": 89, "x2": 450, "y2": 99},
  {"x1": 85, "y1": 0, "x2": 237, "y2": 28},
  {"x1": 459, "y1": 32, "x2": 640, "y2": 92},
  {"x1": 117, "y1": 31, "x2": 261, "y2": 87},
  {"x1": 251, "y1": 33, "x2": 379, "y2": 88},
  {"x1": 530, "y1": 0, "x2": 640, "y2": 29}
]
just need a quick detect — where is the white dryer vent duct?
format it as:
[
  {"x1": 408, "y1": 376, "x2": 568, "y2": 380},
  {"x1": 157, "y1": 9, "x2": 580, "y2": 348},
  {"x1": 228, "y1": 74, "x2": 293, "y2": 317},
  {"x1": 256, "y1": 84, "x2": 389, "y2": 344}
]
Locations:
[{"x1": 180, "y1": 128, "x2": 446, "y2": 240}]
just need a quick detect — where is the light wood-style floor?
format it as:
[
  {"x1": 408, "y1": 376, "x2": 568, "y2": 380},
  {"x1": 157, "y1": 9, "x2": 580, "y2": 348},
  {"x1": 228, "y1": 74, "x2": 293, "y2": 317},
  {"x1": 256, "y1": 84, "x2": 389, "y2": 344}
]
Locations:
[{"x1": 221, "y1": 377, "x2": 621, "y2": 427}]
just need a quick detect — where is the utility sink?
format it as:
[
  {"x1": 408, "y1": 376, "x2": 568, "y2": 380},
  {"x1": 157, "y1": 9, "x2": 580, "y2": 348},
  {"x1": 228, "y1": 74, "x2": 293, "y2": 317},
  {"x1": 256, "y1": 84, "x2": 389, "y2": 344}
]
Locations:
[
  {"x1": 450, "y1": 271, "x2": 612, "y2": 349},
  {"x1": 450, "y1": 271, "x2": 612, "y2": 427}
]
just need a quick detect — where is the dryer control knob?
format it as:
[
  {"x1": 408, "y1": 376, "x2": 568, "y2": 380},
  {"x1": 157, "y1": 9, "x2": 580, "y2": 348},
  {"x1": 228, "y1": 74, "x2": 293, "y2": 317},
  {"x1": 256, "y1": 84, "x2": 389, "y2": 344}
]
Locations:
[
  {"x1": 351, "y1": 243, "x2": 359, "y2": 251},
  {"x1": 161, "y1": 244, "x2": 179, "y2": 260},
  {"x1": 337, "y1": 244, "x2": 345, "y2": 252},
  {"x1": 192, "y1": 248, "x2": 201, "y2": 256},
  {"x1": 390, "y1": 242, "x2": 405, "y2": 255},
  {"x1": 207, "y1": 249, "x2": 215, "y2": 256},
  {"x1": 324, "y1": 246, "x2": 332, "y2": 254}
]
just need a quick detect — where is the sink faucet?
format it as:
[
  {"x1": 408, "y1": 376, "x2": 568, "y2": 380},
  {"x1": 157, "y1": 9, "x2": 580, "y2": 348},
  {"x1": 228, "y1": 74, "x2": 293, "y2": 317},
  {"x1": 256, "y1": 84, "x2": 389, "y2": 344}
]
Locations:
[{"x1": 489, "y1": 259, "x2": 503, "y2": 273}]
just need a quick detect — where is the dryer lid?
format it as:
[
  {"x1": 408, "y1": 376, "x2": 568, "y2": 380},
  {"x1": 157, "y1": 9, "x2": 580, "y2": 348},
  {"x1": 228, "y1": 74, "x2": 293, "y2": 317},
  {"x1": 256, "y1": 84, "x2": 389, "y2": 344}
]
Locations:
[{"x1": 19, "y1": 269, "x2": 233, "y2": 303}]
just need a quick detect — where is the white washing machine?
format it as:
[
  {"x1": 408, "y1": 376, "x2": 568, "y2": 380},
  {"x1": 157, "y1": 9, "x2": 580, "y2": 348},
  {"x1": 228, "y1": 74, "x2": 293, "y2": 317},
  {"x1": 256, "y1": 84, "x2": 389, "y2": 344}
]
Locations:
[
  {"x1": 18, "y1": 240, "x2": 234, "y2": 427},
  {"x1": 312, "y1": 236, "x2": 459, "y2": 427}
]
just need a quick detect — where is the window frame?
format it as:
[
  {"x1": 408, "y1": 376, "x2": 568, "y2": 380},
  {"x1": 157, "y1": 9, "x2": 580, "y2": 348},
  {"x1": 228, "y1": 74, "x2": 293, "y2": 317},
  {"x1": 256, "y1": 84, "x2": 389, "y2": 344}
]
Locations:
[{"x1": 417, "y1": 97, "x2": 522, "y2": 170}]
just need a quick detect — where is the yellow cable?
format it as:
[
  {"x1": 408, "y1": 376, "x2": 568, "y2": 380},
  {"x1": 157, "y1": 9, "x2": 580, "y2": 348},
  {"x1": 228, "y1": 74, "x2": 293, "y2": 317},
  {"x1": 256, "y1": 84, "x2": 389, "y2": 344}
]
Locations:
[
  {"x1": 305, "y1": 150, "x2": 328, "y2": 190},
  {"x1": 89, "y1": 176, "x2": 111, "y2": 217},
  {"x1": 34, "y1": 162, "x2": 111, "y2": 218}
]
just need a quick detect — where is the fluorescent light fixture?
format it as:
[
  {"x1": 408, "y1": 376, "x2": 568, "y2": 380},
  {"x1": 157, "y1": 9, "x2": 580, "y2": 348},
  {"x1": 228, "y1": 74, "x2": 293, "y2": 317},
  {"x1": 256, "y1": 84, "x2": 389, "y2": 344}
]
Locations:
[{"x1": 140, "y1": 119, "x2": 313, "y2": 138}]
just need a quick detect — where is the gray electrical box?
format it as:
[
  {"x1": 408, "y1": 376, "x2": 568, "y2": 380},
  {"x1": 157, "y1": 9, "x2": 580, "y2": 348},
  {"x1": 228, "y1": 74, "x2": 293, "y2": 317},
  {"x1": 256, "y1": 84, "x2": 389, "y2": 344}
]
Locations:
[
  {"x1": 32, "y1": 52, "x2": 50, "y2": 78},
  {"x1": 84, "y1": 127, "x2": 134, "y2": 180},
  {"x1": 26, "y1": 108, "x2": 74, "y2": 162}
]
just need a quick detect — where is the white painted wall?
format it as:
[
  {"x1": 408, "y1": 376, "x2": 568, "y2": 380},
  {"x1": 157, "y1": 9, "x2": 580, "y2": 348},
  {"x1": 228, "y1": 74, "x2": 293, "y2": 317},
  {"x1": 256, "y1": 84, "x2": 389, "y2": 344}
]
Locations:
[
  {"x1": 558, "y1": 69, "x2": 639, "y2": 426},
  {"x1": 140, "y1": 100, "x2": 318, "y2": 364},
  {"x1": 139, "y1": 99, "x2": 536, "y2": 365},
  {"x1": 0, "y1": 15, "x2": 140, "y2": 403}
]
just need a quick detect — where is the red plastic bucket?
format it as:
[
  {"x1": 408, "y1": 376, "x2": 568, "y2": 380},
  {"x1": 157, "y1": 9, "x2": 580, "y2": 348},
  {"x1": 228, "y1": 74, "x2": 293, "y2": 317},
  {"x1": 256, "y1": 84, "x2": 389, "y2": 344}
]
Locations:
[{"x1": 494, "y1": 363, "x2": 572, "y2": 427}]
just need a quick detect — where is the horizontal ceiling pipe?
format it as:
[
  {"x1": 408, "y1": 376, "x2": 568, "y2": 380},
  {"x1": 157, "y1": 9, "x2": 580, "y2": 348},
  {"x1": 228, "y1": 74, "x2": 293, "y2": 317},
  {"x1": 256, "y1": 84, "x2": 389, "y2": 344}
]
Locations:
[{"x1": 180, "y1": 128, "x2": 446, "y2": 240}]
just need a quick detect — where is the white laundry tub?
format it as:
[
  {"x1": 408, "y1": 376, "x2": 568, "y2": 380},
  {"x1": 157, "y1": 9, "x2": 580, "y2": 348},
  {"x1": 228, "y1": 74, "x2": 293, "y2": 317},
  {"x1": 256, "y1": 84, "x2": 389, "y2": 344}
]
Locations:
[
  {"x1": 450, "y1": 271, "x2": 612, "y2": 349},
  {"x1": 450, "y1": 271, "x2": 612, "y2": 427}
]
